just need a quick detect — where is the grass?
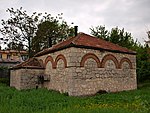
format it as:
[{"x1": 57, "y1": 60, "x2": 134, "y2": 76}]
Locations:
[{"x1": 0, "y1": 81, "x2": 150, "y2": 113}]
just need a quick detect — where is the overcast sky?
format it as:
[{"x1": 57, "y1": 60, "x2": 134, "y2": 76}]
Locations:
[{"x1": 0, "y1": 0, "x2": 150, "y2": 45}]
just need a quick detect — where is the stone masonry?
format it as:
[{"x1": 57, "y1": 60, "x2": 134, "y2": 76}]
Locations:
[{"x1": 10, "y1": 33, "x2": 137, "y2": 96}]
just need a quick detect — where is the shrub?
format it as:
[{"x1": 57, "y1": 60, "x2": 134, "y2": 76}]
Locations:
[{"x1": 0, "y1": 78, "x2": 9, "y2": 85}]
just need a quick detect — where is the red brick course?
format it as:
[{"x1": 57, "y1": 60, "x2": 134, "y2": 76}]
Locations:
[{"x1": 80, "y1": 53, "x2": 101, "y2": 68}]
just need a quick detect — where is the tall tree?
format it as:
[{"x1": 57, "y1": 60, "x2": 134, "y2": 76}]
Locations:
[
  {"x1": 7, "y1": 42, "x2": 24, "y2": 51},
  {"x1": 136, "y1": 44, "x2": 150, "y2": 82},
  {"x1": 0, "y1": 7, "x2": 40, "y2": 57},
  {"x1": 90, "y1": 25, "x2": 109, "y2": 40},
  {"x1": 109, "y1": 27, "x2": 135, "y2": 49},
  {"x1": 0, "y1": 7, "x2": 73, "y2": 57},
  {"x1": 90, "y1": 26, "x2": 136, "y2": 49},
  {"x1": 31, "y1": 20, "x2": 74, "y2": 55}
]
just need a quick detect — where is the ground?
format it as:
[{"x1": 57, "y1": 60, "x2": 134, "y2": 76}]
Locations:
[{"x1": 0, "y1": 79, "x2": 149, "y2": 113}]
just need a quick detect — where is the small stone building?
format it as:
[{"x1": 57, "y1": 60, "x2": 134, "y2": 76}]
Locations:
[{"x1": 10, "y1": 33, "x2": 137, "y2": 96}]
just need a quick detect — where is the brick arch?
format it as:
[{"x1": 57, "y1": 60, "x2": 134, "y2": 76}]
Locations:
[
  {"x1": 80, "y1": 53, "x2": 101, "y2": 68},
  {"x1": 55, "y1": 54, "x2": 67, "y2": 68},
  {"x1": 119, "y1": 57, "x2": 133, "y2": 69},
  {"x1": 44, "y1": 56, "x2": 55, "y2": 69},
  {"x1": 101, "y1": 54, "x2": 119, "y2": 68}
]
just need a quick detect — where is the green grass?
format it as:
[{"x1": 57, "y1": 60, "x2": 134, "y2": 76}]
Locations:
[{"x1": 0, "y1": 82, "x2": 150, "y2": 113}]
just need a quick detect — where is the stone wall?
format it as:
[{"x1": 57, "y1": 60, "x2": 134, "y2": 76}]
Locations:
[
  {"x1": 36, "y1": 47, "x2": 137, "y2": 96},
  {"x1": 38, "y1": 48, "x2": 72, "y2": 93},
  {"x1": 44, "y1": 59, "x2": 70, "y2": 93},
  {"x1": 10, "y1": 69, "x2": 21, "y2": 89},
  {"x1": 69, "y1": 67, "x2": 136, "y2": 96},
  {"x1": 10, "y1": 68, "x2": 44, "y2": 90},
  {"x1": 10, "y1": 47, "x2": 137, "y2": 96}
]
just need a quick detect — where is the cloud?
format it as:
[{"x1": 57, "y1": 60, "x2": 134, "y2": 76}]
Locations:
[{"x1": 0, "y1": 0, "x2": 150, "y2": 44}]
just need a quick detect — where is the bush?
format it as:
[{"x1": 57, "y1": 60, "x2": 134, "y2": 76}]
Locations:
[
  {"x1": 0, "y1": 78, "x2": 9, "y2": 85},
  {"x1": 0, "y1": 66, "x2": 10, "y2": 79},
  {"x1": 0, "y1": 66, "x2": 9, "y2": 70}
]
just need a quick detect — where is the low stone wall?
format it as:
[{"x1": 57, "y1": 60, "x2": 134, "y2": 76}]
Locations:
[
  {"x1": 10, "y1": 68, "x2": 44, "y2": 90},
  {"x1": 10, "y1": 69, "x2": 21, "y2": 89},
  {"x1": 69, "y1": 67, "x2": 136, "y2": 96}
]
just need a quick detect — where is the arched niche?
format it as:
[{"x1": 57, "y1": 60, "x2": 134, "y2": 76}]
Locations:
[
  {"x1": 80, "y1": 53, "x2": 101, "y2": 68},
  {"x1": 101, "y1": 54, "x2": 119, "y2": 69}
]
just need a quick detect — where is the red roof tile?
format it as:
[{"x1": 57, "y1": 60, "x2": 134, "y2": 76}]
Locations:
[
  {"x1": 35, "y1": 33, "x2": 136, "y2": 57},
  {"x1": 11, "y1": 57, "x2": 44, "y2": 69}
]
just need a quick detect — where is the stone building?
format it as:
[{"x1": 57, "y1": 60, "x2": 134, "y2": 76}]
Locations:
[
  {"x1": 0, "y1": 50, "x2": 28, "y2": 78},
  {"x1": 10, "y1": 33, "x2": 137, "y2": 96},
  {"x1": 0, "y1": 50, "x2": 28, "y2": 68}
]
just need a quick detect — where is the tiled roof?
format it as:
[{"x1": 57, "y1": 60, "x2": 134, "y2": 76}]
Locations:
[
  {"x1": 11, "y1": 57, "x2": 44, "y2": 69},
  {"x1": 35, "y1": 33, "x2": 136, "y2": 57}
]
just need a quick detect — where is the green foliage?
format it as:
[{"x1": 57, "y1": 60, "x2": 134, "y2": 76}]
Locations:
[
  {"x1": 0, "y1": 83, "x2": 149, "y2": 113},
  {"x1": 109, "y1": 27, "x2": 135, "y2": 49},
  {"x1": 90, "y1": 26, "x2": 136, "y2": 49},
  {"x1": 7, "y1": 42, "x2": 24, "y2": 51},
  {"x1": 0, "y1": 7, "x2": 74, "y2": 57},
  {"x1": 0, "y1": 66, "x2": 8, "y2": 70},
  {"x1": 136, "y1": 45, "x2": 150, "y2": 82},
  {"x1": 0, "y1": 78, "x2": 9, "y2": 85},
  {"x1": 31, "y1": 20, "x2": 74, "y2": 55},
  {"x1": 0, "y1": 67, "x2": 10, "y2": 85},
  {"x1": 0, "y1": 7, "x2": 41, "y2": 55},
  {"x1": 90, "y1": 25, "x2": 109, "y2": 40}
]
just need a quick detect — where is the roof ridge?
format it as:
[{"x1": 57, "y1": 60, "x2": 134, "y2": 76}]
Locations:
[
  {"x1": 71, "y1": 33, "x2": 81, "y2": 44},
  {"x1": 34, "y1": 32, "x2": 136, "y2": 57},
  {"x1": 34, "y1": 36, "x2": 75, "y2": 56},
  {"x1": 81, "y1": 33, "x2": 135, "y2": 53},
  {"x1": 72, "y1": 32, "x2": 92, "y2": 44},
  {"x1": 53, "y1": 36, "x2": 74, "y2": 47}
]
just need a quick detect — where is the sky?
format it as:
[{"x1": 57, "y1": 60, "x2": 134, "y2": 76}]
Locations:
[{"x1": 0, "y1": 0, "x2": 150, "y2": 46}]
